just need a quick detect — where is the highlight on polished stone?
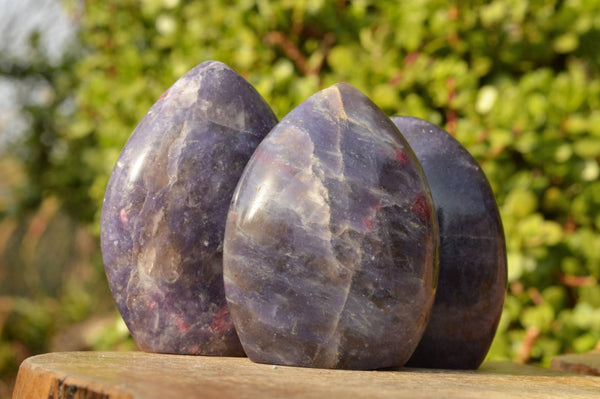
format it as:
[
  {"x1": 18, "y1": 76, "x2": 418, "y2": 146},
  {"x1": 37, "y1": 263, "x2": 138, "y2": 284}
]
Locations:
[
  {"x1": 100, "y1": 61, "x2": 278, "y2": 356},
  {"x1": 392, "y1": 116, "x2": 507, "y2": 370},
  {"x1": 223, "y1": 83, "x2": 439, "y2": 370}
]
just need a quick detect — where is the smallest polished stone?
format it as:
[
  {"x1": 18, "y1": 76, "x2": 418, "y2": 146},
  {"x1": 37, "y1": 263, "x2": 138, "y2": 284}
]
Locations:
[
  {"x1": 392, "y1": 116, "x2": 507, "y2": 369},
  {"x1": 224, "y1": 83, "x2": 438, "y2": 370}
]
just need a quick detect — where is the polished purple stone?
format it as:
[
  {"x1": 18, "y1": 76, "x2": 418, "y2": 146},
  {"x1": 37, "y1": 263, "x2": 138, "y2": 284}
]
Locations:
[
  {"x1": 223, "y1": 83, "x2": 438, "y2": 370},
  {"x1": 100, "y1": 61, "x2": 278, "y2": 355},
  {"x1": 392, "y1": 116, "x2": 507, "y2": 369}
]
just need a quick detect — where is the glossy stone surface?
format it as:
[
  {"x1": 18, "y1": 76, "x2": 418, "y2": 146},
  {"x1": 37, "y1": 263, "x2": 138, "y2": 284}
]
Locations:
[
  {"x1": 392, "y1": 116, "x2": 507, "y2": 369},
  {"x1": 100, "y1": 61, "x2": 278, "y2": 356},
  {"x1": 224, "y1": 83, "x2": 438, "y2": 370}
]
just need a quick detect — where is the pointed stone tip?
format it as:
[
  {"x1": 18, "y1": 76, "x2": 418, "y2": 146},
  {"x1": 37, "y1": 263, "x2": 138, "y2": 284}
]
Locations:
[
  {"x1": 182, "y1": 61, "x2": 237, "y2": 80},
  {"x1": 317, "y1": 83, "x2": 353, "y2": 120},
  {"x1": 198, "y1": 60, "x2": 234, "y2": 72},
  {"x1": 199, "y1": 59, "x2": 223, "y2": 67},
  {"x1": 391, "y1": 115, "x2": 423, "y2": 124},
  {"x1": 325, "y1": 82, "x2": 376, "y2": 109},
  {"x1": 329, "y1": 82, "x2": 360, "y2": 95}
]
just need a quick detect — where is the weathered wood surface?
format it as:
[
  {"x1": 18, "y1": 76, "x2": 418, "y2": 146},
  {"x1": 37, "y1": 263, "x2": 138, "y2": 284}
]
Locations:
[
  {"x1": 12, "y1": 351, "x2": 600, "y2": 399},
  {"x1": 551, "y1": 351, "x2": 600, "y2": 376}
]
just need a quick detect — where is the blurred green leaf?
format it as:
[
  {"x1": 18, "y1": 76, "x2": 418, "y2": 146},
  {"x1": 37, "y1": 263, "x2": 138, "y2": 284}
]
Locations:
[
  {"x1": 504, "y1": 190, "x2": 538, "y2": 219},
  {"x1": 573, "y1": 334, "x2": 598, "y2": 353},
  {"x1": 553, "y1": 33, "x2": 579, "y2": 53},
  {"x1": 520, "y1": 303, "x2": 555, "y2": 332}
]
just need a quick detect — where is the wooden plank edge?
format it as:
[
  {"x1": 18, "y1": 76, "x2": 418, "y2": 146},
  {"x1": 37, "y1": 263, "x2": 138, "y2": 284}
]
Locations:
[
  {"x1": 550, "y1": 351, "x2": 600, "y2": 377},
  {"x1": 12, "y1": 355, "x2": 133, "y2": 399}
]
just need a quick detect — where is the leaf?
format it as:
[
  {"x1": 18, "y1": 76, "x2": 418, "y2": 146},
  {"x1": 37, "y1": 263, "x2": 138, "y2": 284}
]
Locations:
[
  {"x1": 520, "y1": 303, "x2": 555, "y2": 332},
  {"x1": 503, "y1": 189, "x2": 538, "y2": 218},
  {"x1": 553, "y1": 33, "x2": 579, "y2": 53}
]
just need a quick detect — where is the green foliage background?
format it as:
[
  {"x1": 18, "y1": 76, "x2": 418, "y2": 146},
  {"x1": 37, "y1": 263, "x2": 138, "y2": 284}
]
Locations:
[{"x1": 2, "y1": 0, "x2": 600, "y2": 393}]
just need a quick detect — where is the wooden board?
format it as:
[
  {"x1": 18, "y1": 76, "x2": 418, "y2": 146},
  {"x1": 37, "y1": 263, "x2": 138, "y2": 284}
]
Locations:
[
  {"x1": 12, "y1": 351, "x2": 600, "y2": 399},
  {"x1": 551, "y1": 351, "x2": 600, "y2": 376}
]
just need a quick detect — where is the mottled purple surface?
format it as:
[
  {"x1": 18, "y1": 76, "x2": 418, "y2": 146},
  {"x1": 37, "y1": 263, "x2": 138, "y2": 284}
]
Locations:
[
  {"x1": 223, "y1": 84, "x2": 438, "y2": 370},
  {"x1": 392, "y1": 116, "x2": 507, "y2": 370},
  {"x1": 100, "y1": 61, "x2": 277, "y2": 355}
]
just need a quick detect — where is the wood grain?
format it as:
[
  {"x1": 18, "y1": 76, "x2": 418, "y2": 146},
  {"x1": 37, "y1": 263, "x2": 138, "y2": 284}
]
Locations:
[
  {"x1": 551, "y1": 351, "x2": 600, "y2": 376},
  {"x1": 12, "y1": 351, "x2": 600, "y2": 399}
]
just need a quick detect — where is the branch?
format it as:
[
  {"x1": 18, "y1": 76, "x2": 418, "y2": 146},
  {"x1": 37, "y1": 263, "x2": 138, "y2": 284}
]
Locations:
[
  {"x1": 264, "y1": 31, "x2": 309, "y2": 75},
  {"x1": 517, "y1": 326, "x2": 541, "y2": 364},
  {"x1": 264, "y1": 31, "x2": 335, "y2": 76},
  {"x1": 559, "y1": 274, "x2": 597, "y2": 287}
]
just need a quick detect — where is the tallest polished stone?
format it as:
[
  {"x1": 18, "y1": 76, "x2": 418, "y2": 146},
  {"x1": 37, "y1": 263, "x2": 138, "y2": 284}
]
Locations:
[
  {"x1": 101, "y1": 61, "x2": 278, "y2": 355},
  {"x1": 224, "y1": 83, "x2": 439, "y2": 370}
]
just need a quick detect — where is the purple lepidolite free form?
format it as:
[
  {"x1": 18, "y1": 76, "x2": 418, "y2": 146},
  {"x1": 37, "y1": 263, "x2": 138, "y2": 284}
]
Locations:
[
  {"x1": 223, "y1": 83, "x2": 439, "y2": 370},
  {"x1": 100, "y1": 61, "x2": 278, "y2": 355},
  {"x1": 392, "y1": 116, "x2": 507, "y2": 369}
]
